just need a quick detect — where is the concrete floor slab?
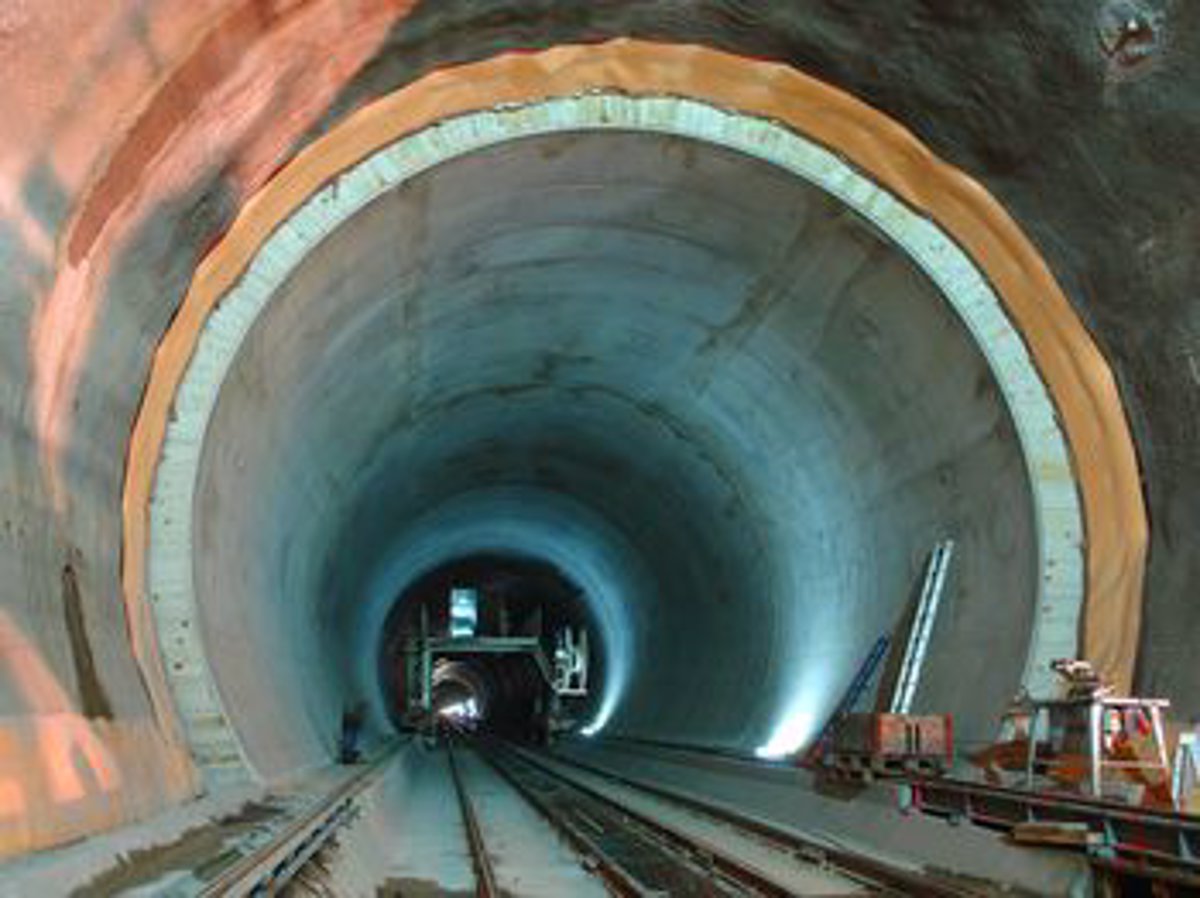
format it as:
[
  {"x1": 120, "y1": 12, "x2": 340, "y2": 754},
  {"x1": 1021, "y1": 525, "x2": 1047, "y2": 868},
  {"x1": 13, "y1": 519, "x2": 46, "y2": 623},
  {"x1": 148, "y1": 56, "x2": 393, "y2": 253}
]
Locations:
[
  {"x1": 456, "y1": 748, "x2": 607, "y2": 898},
  {"x1": 524, "y1": 748, "x2": 868, "y2": 896},
  {"x1": 556, "y1": 739, "x2": 1092, "y2": 896},
  {"x1": 372, "y1": 747, "x2": 475, "y2": 894}
]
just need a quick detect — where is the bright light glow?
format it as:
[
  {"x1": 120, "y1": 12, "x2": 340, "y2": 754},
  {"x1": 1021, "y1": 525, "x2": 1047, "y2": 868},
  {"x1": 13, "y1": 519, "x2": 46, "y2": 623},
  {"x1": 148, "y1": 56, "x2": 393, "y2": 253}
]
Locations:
[
  {"x1": 755, "y1": 709, "x2": 816, "y2": 760},
  {"x1": 579, "y1": 687, "x2": 618, "y2": 737},
  {"x1": 437, "y1": 698, "x2": 480, "y2": 721},
  {"x1": 449, "y1": 588, "x2": 478, "y2": 638}
]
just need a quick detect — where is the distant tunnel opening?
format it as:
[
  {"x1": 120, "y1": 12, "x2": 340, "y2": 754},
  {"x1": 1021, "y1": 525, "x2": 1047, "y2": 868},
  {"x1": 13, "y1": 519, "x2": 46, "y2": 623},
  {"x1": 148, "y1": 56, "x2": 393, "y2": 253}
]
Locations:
[
  {"x1": 431, "y1": 663, "x2": 484, "y2": 720},
  {"x1": 378, "y1": 554, "x2": 604, "y2": 740}
]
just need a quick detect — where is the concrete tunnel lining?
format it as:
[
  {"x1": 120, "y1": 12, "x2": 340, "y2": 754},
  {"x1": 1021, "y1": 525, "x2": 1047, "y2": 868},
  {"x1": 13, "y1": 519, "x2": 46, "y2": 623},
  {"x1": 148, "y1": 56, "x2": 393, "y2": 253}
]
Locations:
[{"x1": 144, "y1": 93, "x2": 1082, "y2": 785}]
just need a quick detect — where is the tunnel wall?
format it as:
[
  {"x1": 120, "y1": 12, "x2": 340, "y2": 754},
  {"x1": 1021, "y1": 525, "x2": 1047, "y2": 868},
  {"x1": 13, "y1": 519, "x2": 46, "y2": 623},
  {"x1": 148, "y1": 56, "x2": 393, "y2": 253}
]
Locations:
[
  {"x1": 185, "y1": 118, "x2": 1046, "y2": 774},
  {"x1": 0, "y1": 2, "x2": 1171, "y2": 858},
  {"x1": 168, "y1": 91, "x2": 1073, "y2": 783}
]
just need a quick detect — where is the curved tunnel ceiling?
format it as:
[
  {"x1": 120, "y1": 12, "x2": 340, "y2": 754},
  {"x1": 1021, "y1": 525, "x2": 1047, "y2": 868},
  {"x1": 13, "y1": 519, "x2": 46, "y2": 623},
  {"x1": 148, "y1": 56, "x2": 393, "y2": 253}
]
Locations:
[{"x1": 144, "y1": 85, "x2": 1096, "y2": 784}]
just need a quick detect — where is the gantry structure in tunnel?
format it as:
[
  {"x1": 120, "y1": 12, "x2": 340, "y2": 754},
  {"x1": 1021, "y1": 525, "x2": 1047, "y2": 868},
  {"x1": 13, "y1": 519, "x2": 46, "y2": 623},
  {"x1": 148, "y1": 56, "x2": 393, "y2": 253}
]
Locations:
[{"x1": 1, "y1": 1, "x2": 1198, "y2": 894}]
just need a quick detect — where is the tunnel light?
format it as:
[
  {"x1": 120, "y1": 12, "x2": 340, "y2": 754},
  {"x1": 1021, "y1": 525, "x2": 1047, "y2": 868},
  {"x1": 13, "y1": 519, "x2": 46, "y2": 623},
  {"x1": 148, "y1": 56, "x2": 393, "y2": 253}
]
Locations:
[
  {"x1": 578, "y1": 689, "x2": 619, "y2": 738},
  {"x1": 437, "y1": 698, "x2": 480, "y2": 721},
  {"x1": 755, "y1": 710, "x2": 816, "y2": 760},
  {"x1": 449, "y1": 587, "x2": 478, "y2": 638}
]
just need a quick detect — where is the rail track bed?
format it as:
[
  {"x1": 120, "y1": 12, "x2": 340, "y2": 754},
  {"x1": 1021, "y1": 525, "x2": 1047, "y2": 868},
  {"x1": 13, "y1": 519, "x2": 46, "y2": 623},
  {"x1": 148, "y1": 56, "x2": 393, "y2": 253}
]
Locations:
[
  {"x1": 476, "y1": 741, "x2": 930, "y2": 896},
  {"x1": 484, "y1": 746, "x2": 776, "y2": 895},
  {"x1": 196, "y1": 739, "x2": 988, "y2": 896}
]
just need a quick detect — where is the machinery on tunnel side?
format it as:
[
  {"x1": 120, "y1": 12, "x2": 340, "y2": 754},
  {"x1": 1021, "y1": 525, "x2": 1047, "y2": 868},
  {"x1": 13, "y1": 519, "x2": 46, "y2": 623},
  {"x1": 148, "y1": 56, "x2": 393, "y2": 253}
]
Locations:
[
  {"x1": 796, "y1": 543, "x2": 1190, "y2": 886},
  {"x1": 807, "y1": 541, "x2": 957, "y2": 779},
  {"x1": 806, "y1": 543, "x2": 1175, "y2": 814},
  {"x1": 967, "y1": 660, "x2": 1173, "y2": 809}
]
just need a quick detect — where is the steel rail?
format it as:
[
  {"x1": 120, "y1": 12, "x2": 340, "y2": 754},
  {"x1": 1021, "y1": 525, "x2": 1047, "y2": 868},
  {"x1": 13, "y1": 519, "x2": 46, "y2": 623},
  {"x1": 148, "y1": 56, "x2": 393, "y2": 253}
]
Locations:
[
  {"x1": 198, "y1": 753, "x2": 392, "y2": 897},
  {"x1": 910, "y1": 774, "x2": 1200, "y2": 887},
  {"x1": 518, "y1": 745, "x2": 977, "y2": 897},
  {"x1": 600, "y1": 732, "x2": 1200, "y2": 888},
  {"x1": 483, "y1": 742, "x2": 860, "y2": 897},
  {"x1": 445, "y1": 740, "x2": 501, "y2": 898},
  {"x1": 475, "y1": 744, "x2": 651, "y2": 897}
]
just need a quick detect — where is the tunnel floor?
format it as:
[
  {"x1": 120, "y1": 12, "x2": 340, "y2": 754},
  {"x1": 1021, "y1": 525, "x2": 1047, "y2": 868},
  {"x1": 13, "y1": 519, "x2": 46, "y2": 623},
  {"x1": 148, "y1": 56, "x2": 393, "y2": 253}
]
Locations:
[
  {"x1": 5, "y1": 738, "x2": 1092, "y2": 896},
  {"x1": 371, "y1": 745, "x2": 607, "y2": 897}
]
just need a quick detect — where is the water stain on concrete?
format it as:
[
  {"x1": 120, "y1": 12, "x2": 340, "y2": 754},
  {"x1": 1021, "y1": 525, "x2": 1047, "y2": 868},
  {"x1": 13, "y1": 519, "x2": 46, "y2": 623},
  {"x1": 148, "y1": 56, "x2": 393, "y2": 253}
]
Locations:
[
  {"x1": 68, "y1": 799, "x2": 283, "y2": 897},
  {"x1": 62, "y1": 556, "x2": 114, "y2": 720}
]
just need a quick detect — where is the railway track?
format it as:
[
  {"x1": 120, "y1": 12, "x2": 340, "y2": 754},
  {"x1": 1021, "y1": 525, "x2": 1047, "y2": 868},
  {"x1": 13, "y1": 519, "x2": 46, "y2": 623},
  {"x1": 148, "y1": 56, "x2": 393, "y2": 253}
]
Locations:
[
  {"x1": 472, "y1": 740, "x2": 971, "y2": 897},
  {"x1": 514, "y1": 745, "x2": 986, "y2": 897},
  {"x1": 200, "y1": 738, "x2": 978, "y2": 896},
  {"x1": 484, "y1": 746, "x2": 779, "y2": 896},
  {"x1": 445, "y1": 739, "x2": 502, "y2": 897},
  {"x1": 197, "y1": 753, "x2": 392, "y2": 897}
]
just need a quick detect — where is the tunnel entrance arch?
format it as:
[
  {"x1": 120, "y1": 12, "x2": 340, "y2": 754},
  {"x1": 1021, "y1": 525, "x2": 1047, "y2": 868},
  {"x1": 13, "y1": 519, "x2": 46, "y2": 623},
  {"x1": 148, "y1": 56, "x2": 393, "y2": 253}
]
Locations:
[{"x1": 124, "y1": 41, "x2": 1141, "y2": 783}]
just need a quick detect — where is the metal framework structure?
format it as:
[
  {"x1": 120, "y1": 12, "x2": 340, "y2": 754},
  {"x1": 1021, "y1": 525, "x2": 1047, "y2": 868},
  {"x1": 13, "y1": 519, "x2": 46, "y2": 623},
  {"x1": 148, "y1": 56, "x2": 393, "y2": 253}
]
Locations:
[
  {"x1": 405, "y1": 632, "x2": 590, "y2": 715},
  {"x1": 552, "y1": 628, "x2": 589, "y2": 697},
  {"x1": 1020, "y1": 695, "x2": 1172, "y2": 805}
]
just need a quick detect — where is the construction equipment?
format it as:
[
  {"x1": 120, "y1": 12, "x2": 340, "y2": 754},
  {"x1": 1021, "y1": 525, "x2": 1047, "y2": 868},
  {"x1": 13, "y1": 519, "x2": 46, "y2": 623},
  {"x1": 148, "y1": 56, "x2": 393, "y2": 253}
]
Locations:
[
  {"x1": 1172, "y1": 731, "x2": 1200, "y2": 811},
  {"x1": 552, "y1": 627, "x2": 588, "y2": 696},
  {"x1": 805, "y1": 539, "x2": 956, "y2": 772},
  {"x1": 969, "y1": 659, "x2": 1173, "y2": 808},
  {"x1": 889, "y1": 539, "x2": 954, "y2": 714},
  {"x1": 402, "y1": 587, "x2": 591, "y2": 734},
  {"x1": 827, "y1": 712, "x2": 954, "y2": 779}
]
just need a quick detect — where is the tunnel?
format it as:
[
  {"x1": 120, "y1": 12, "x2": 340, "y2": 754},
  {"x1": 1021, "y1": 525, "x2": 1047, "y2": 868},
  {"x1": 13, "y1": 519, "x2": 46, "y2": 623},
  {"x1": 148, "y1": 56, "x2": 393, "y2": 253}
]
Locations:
[
  {"x1": 379, "y1": 553, "x2": 604, "y2": 738},
  {"x1": 2, "y1": 3, "x2": 1195, "y2": 895},
  {"x1": 186, "y1": 123, "x2": 1042, "y2": 776}
]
